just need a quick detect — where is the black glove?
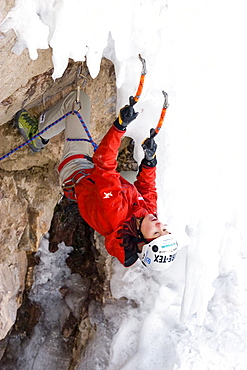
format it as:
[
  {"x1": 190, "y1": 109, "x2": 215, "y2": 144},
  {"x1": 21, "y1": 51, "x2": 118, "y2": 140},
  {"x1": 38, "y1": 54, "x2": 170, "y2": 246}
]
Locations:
[
  {"x1": 142, "y1": 129, "x2": 157, "y2": 161},
  {"x1": 114, "y1": 99, "x2": 139, "y2": 131}
]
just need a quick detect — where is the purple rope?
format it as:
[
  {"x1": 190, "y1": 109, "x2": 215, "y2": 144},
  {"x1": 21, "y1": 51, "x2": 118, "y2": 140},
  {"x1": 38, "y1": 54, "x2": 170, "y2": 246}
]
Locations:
[{"x1": 0, "y1": 110, "x2": 98, "y2": 161}]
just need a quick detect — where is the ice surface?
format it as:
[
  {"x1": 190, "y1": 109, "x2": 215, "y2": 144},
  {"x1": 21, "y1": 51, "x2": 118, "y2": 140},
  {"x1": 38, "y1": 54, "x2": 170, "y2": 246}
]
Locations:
[
  {"x1": 1, "y1": 0, "x2": 247, "y2": 368},
  {"x1": 11, "y1": 237, "x2": 89, "y2": 370}
]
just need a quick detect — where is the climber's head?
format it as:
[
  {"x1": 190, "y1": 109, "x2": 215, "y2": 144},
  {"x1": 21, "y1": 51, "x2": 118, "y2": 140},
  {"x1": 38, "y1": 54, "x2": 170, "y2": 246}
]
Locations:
[
  {"x1": 117, "y1": 214, "x2": 178, "y2": 271},
  {"x1": 137, "y1": 214, "x2": 178, "y2": 271}
]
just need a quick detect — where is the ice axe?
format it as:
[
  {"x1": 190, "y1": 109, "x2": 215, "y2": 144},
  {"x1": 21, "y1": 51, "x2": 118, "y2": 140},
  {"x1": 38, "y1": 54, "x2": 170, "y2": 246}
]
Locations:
[{"x1": 142, "y1": 91, "x2": 169, "y2": 157}]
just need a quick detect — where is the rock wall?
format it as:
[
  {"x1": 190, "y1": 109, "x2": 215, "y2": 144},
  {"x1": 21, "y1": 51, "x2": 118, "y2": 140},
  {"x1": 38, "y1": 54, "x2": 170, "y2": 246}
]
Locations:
[{"x1": 0, "y1": 6, "x2": 117, "y2": 349}]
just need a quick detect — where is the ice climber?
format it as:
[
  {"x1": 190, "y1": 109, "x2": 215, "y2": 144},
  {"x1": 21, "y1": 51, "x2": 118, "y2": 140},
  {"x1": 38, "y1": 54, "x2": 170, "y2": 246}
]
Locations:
[{"x1": 15, "y1": 90, "x2": 178, "y2": 271}]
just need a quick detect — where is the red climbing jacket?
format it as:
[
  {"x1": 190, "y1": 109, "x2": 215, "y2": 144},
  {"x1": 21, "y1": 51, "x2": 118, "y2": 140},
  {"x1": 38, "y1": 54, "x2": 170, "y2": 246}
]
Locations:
[{"x1": 73, "y1": 124, "x2": 157, "y2": 267}]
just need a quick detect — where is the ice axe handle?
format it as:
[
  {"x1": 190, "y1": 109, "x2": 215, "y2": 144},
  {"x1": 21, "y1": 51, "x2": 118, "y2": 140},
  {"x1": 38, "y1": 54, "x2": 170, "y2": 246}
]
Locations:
[
  {"x1": 150, "y1": 128, "x2": 157, "y2": 138},
  {"x1": 128, "y1": 96, "x2": 136, "y2": 117}
]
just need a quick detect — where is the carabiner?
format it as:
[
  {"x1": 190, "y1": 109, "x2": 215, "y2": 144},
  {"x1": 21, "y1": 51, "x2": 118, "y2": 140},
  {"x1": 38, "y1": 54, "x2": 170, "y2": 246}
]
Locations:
[{"x1": 72, "y1": 99, "x2": 81, "y2": 114}]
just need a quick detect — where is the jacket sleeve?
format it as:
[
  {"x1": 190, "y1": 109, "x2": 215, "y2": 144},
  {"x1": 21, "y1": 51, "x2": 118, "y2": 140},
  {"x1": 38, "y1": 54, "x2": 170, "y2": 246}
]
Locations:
[
  {"x1": 87, "y1": 124, "x2": 129, "y2": 233},
  {"x1": 92, "y1": 124, "x2": 125, "y2": 172},
  {"x1": 134, "y1": 159, "x2": 157, "y2": 214}
]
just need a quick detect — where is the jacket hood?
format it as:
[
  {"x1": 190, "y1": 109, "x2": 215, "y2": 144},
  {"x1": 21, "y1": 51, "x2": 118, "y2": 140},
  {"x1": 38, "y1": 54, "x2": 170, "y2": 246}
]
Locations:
[{"x1": 105, "y1": 208, "x2": 149, "y2": 266}]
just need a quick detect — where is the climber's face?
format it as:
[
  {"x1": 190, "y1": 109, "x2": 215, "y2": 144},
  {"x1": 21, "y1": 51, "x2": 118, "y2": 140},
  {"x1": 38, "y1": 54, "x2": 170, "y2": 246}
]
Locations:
[{"x1": 140, "y1": 214, "x2": 169, "y2": 240}]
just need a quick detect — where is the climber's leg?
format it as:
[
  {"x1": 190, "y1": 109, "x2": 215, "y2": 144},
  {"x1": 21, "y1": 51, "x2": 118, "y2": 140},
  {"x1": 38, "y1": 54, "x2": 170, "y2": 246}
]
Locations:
[
  {"x1": 51, "y1": 91, "x2": 94, "y2": 183},
  {"x1": 39, "y1": 90, "x2": 90, "y2": 142}
]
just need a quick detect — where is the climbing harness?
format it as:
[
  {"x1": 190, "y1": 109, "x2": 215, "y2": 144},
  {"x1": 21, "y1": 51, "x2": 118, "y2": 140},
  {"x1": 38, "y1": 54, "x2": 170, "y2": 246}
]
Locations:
[
  {"x1": 0, "y1": 110, "x2": 98, "y2": 162},
  {"x1": 150, "y1": 90, "x2": 169, "y2": 138},
  {"x1": 61, "y1": 168, "x2": 91, "y2": 202}
]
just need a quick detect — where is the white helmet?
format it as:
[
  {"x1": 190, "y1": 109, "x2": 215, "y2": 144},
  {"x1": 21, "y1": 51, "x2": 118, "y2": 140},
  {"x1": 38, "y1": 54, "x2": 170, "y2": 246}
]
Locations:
[{"x1": 138, "y1": 233, "x2": 178, "y2": 271}]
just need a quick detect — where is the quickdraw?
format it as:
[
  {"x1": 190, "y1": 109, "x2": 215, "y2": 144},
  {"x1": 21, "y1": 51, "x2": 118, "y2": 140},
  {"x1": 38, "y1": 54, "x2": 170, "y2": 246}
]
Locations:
[
  {"x1": 150, "y1": 91, "x2": 169, "y2": 138},
  {"x1": 71, "y1": 63, "x2": 87, "y2": 114}
]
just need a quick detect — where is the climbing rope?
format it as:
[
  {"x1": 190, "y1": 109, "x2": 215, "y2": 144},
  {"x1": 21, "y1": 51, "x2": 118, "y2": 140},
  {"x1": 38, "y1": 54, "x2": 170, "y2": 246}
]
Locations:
[
  {"x1": 0, "y1": 110, "x2": 98, "y2": 162},
  {"x1": 67, "y1": 110, "x2": 98, "y2": 151}
]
